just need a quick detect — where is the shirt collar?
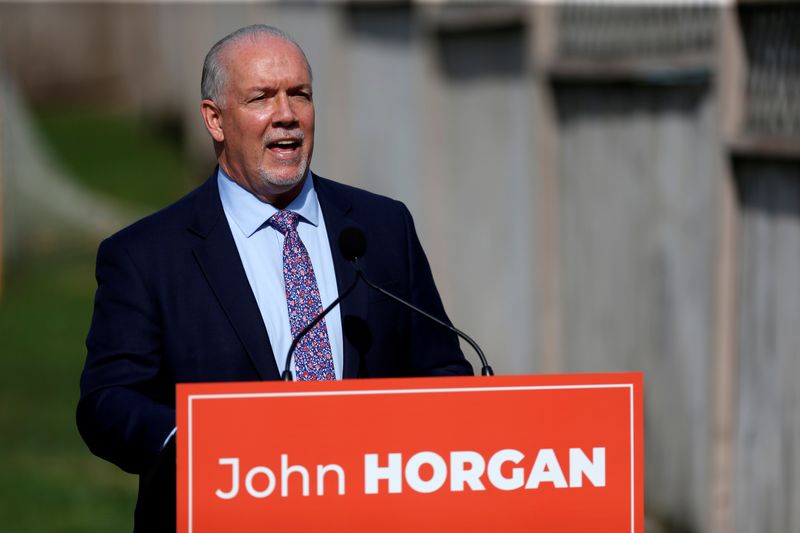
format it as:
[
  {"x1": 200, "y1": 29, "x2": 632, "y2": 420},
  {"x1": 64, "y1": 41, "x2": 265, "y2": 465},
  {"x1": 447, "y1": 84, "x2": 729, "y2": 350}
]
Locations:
[{"x1": 217, "y1": 167, "x2": 320, "y2": 238}]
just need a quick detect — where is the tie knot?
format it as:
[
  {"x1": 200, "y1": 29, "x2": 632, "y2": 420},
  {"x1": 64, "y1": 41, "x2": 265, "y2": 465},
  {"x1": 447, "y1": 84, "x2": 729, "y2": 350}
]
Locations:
[{"x1": 269, "y1": 210, "x2": 300, "y2": 235}]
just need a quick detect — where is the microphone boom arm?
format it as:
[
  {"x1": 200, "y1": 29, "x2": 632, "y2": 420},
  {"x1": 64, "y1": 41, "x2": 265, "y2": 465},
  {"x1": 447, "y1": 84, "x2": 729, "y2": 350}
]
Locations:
[
  {"x1": 353, "y1": 259, "x2": 494, "y2": 377},
  {"x1": 284, "y1": 226, "x2": 495, "y2": 380}
]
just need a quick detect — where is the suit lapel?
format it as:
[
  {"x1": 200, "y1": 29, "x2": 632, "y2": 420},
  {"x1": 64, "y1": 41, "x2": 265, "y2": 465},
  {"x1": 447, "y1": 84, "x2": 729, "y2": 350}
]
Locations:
[
  {"x1": 188, "y1": 176, "x2": 280, "y2": 381},
  {"x1": 314, "y1": 174, "x2": 369, "y2": 379}
]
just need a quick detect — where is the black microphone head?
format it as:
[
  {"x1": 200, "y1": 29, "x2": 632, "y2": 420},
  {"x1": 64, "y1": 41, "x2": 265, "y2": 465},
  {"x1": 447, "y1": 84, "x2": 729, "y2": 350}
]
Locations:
[{"x1": 339, "y1": 226, "x2": 367, "y2": 262}]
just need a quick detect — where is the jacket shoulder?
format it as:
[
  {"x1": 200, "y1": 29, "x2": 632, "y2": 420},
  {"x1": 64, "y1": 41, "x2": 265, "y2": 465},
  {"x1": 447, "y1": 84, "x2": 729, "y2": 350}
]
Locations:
[
  {"x1": 102, "y1": 178, "x2": 212, "y2": 250},
  {"x1": 314, "y1": 174, "x2": 408, "y2": 215}
]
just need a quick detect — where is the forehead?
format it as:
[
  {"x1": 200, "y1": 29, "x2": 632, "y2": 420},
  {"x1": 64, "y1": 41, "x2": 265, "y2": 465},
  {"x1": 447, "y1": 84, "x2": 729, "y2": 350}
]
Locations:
[{"x1": 222, "y1": 35, "x2": 310, "y2": 87}]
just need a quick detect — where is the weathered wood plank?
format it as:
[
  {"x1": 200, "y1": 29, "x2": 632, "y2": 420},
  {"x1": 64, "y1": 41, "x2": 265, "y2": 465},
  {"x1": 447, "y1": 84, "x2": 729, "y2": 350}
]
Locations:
[
  {"x1": 734, "y1": 159, "x2": 800, "y2": 533},
  {"x1": 555, "y1": 83, "x2": 719, "y2": 531}
]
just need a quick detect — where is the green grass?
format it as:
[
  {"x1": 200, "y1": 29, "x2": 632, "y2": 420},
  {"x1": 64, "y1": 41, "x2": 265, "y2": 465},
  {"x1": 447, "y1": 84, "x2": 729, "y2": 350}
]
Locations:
[
  {"x1": 0, "y1": 249, "x2": 138, "y2": 532},
  {"x1": 33, "y1": 107, "x2": 192, "y2": 210},
  {"x1": 0, "y1": 107, "x2": 193, "y2": 531}
]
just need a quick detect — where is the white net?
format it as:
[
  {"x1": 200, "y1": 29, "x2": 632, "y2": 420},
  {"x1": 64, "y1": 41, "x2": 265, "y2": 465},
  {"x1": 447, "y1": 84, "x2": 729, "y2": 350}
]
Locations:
[
  {"x1": 742, "y1": 5, "x2": 800, "y2": 138},
  {"x1": 558, "y1": 3, "x2": 716, "y2": 60}
]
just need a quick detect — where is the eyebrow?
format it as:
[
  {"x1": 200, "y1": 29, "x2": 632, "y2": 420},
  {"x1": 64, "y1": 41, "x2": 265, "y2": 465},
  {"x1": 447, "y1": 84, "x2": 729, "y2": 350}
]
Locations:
[{"x1": 245, "y1": 82, "x2": 312, "y2": 93}]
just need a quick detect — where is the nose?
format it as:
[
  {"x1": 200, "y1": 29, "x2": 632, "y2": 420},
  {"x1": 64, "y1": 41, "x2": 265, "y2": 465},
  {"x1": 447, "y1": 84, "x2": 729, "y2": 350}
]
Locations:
[{"x1": 272, "y1": 93, "x2": 298, "y2": 127}]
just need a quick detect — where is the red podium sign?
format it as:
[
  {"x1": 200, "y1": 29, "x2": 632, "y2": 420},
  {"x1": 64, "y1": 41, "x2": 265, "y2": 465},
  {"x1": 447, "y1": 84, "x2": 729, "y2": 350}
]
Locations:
[{"x1": 177, "y1": 373, "x2": 643, "y2": 532}]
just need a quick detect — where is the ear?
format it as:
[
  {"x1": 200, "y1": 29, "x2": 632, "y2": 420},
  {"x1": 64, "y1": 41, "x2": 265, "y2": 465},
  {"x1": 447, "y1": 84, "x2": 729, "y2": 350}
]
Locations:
[{"x1": 201, "y1": 99, "x2": 225, "y2": 143}]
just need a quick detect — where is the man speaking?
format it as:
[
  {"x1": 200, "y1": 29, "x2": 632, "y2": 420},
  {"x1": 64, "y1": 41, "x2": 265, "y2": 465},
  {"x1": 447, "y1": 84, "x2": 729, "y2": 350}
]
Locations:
[{"x1": 77, "y1": 24, "x2": 471, "y2": 531}]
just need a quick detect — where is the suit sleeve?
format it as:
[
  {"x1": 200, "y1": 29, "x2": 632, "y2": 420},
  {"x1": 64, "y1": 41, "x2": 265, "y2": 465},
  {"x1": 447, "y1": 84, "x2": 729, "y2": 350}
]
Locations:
[
  {"x1": 400, "y1": 204, "x2": 474, "y2": 376},
  {"x1": 77, "y1": 236, "x2": 175, "y2": 475}
]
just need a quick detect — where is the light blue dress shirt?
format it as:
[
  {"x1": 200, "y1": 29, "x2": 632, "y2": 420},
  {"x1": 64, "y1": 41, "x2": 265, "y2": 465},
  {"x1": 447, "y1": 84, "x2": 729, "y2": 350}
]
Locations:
[
  {"x1": 217, "y1": 167, "x2": 344, "y2": 380},
  {"x1": 162, "y1": 168, "x2": 344, "y2": 448}
]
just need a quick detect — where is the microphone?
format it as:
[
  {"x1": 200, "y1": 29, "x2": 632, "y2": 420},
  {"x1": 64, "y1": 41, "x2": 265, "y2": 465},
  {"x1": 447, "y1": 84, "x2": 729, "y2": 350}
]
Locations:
[
  {"x1": 341, "y1": 226, "x2": 494, "y2": 377},
  {"x1": 281, "y1": 230, "x2": 364, "y2": 381},
  {"x1": 339, "y1": 226, "x2": 367, "y2": 263}
]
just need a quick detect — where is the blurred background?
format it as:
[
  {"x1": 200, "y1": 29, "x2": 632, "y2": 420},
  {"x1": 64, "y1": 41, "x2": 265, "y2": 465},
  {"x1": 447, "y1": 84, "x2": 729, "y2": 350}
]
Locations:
[{"x1": 0, "y1": 1, "x2": 798, "y2": 531}]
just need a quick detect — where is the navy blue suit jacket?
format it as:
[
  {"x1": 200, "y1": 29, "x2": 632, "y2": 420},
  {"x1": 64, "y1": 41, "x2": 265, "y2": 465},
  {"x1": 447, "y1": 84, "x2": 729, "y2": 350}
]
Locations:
[{"x1": 77, "y1": 172, "x2": 472, "y2": 530}]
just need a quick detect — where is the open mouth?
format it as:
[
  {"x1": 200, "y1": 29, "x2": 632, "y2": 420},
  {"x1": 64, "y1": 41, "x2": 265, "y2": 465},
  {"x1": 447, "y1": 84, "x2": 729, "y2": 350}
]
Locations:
[{"x1": 267, "y1": 138, "x2": 302, "y2": 156}]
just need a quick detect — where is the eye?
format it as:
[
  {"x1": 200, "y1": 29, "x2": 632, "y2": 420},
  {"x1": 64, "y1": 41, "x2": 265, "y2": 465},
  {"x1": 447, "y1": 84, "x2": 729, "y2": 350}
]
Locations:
[
  {"x1": 289, "y1": 87, "x2": 313, "y2": 101},
  {"x1": 248, "y1": 89, "x2": 277, "y2": 103}
]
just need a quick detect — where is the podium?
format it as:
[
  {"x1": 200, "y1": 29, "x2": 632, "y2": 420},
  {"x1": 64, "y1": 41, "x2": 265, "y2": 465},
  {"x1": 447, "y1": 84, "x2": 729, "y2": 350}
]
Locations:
[{"x1": 177, "y1": 373, "x2": 643, "y2": 532}]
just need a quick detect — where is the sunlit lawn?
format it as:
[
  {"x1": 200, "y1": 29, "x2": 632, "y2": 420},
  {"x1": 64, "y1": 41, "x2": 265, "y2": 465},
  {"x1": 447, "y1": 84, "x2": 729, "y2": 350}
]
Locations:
[
  {"x1": 1, "y1": 107, "x2": 191, "y2": 531},
  {"x1": 0, "y1": 249, "x2": 138, "y2": 532},
  {"x1": 33, "y1": 107, "x2": 192, "y2": 210}
]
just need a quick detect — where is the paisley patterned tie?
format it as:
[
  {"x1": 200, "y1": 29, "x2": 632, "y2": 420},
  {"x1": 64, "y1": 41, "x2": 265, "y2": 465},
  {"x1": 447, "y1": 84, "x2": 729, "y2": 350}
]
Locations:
[{"x1": 269, "y1": 210, "x2": 336, "y2": 380}]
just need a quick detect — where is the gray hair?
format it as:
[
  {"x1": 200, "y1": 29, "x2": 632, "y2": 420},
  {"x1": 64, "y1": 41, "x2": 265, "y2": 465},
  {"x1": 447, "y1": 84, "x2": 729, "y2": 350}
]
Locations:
[{"x1": 201, "y1": 24, "x2": 312, "y2": 106}]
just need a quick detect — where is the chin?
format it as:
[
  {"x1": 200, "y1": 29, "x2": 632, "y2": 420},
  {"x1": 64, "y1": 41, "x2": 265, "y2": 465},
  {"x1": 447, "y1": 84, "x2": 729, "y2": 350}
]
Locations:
[{"x1": 259, "y1": 167, "x2": 307, "y2": 190}]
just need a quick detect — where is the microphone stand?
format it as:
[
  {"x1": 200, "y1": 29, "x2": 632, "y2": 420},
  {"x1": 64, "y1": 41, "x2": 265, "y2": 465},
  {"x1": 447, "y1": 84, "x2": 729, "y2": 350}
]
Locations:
[
  {"x1": 283, "y1": 225, "x2": 494, "y2": 380},
  {"x1": 351, "y1": 258, "x2": 494, "y2": 377}
]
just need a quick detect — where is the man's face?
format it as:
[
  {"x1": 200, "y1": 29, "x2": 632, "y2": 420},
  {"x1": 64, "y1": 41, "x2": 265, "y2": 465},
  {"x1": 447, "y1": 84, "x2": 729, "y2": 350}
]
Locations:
[{"x1": 212, "y1": 36, "x2": 314, "y2": 202}]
